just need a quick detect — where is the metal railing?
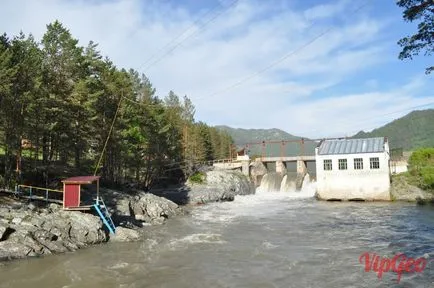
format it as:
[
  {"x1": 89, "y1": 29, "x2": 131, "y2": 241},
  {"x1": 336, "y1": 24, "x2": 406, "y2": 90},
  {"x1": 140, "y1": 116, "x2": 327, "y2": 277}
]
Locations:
[{"x1": 15, "y1": 184, "x2": 63, "y2": 202}]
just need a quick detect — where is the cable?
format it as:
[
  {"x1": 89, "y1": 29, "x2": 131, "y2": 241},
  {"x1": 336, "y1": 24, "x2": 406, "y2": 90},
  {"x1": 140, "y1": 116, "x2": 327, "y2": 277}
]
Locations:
[
  {"x1": 193, "y1": 1, "x2": 369, "y2": 102},
  {"x1": 136, "y1": 0, "x2": 225, "y2": 72},
  {"x1": 93, "y1": 91, "x2": 124, "y2": 176},
  {"x1": 143, "y1": 0, "x2": 239, "y2": 72}
]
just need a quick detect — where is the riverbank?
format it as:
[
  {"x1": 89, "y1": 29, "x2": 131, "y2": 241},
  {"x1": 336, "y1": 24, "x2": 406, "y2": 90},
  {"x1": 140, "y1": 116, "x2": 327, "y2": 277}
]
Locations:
[
  {"x1": 0, "y1": 170, "x2": 255, "y2": 261},
  {"x1": 390, "y1": 173, "x2": 434, "y2": 204}
]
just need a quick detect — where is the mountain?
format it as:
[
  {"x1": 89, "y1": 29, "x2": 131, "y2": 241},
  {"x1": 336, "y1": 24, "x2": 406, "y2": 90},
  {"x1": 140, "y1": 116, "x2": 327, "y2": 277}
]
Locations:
[
  {"x1": 215, "y1": 125, "x2": 301, "y2": 145},
  {"x1": 353, "y1": 109, "x2": 434, "y2": 150},
  {"x1": 215, "y1": 125, "x2": 316, "y2": 157}
]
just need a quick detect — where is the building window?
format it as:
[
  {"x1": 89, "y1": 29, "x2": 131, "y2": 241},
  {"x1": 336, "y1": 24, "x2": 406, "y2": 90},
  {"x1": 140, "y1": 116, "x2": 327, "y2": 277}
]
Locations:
[
  {"x1": 354, "y1": 158, "x2": 363, "y2": 170},
  {"x1": 370, "y1": 157, "x2": 380, "y2": 169},
  {"x1": 338, "y1": 159, "x2": 347, "y2": 170},
  {"x1": 323, "y1": 159, "x2": 332, "y2": 171}
]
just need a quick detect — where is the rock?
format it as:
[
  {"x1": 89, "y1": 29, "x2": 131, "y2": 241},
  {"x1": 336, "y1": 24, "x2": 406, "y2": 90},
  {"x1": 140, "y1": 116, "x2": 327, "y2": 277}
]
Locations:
[
  {"x1": 48, "y1": 203, "x2": 61, "y2": 212},
  {"x1": 11, "y1": 218, "x2": 22, "y2": 225},
  {"x1": 0, "y1": 241, "x2": 33, "y2": 260},
  {"x1": 62, "y1": 211, "x2": 106, "y2": 245},
  {"x1": 110, "y1": 227, "x2": 141, "y2": 242},
  {"x1": 187, "y1": 170, "x2": 255, "y2": 204},
  {"x1": 131, "y1": 193, "x2": 179, "y2": 224},
  {"x1": 27, "y1": 203, "x2": 37, "y2": 212},
  {"x1": 116, "y1": 198, "x2": 131, "y2": 216},
  {"x1": 33, "y1": 229, "x2": 57, "y2": 242},
  {"x1": 0, "y1": 205, "x2": 109, "y2": 262}
]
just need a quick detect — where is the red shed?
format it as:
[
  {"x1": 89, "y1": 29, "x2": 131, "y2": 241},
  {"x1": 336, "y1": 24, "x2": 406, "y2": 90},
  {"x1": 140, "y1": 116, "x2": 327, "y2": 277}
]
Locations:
[{"x1": 62, "y1": 176, "x2": 100, "y2": 210}]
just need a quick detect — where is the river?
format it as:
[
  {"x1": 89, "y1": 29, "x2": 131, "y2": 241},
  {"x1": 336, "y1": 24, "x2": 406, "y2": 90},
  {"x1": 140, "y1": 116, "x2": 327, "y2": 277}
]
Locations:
[{"x1": 0, "y1": 180, "x2": 433, "y2": 287}]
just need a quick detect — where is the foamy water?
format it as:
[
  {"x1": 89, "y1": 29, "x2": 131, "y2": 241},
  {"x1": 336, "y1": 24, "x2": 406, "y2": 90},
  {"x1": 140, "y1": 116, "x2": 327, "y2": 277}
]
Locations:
[{"x1": 192, "y1": 174, "x2": 316, "y2": 226}]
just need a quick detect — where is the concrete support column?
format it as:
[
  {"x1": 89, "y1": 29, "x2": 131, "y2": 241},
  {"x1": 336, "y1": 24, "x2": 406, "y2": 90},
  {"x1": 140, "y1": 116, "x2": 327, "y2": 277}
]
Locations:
[
  {"x1": 276, "y1": 161, "x2": 287, "y2": 175},
  {"x1": 241, "y1": 160, "x2": 250, "y2": 176},
  {"x1": 297, "y1": 160, "x2": 307, "y2": 174}
]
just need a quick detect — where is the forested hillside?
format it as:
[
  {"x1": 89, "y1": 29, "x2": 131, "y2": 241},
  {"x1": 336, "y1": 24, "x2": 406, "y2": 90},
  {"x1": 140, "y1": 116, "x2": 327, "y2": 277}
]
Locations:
[
  {"x1": 216, "y1": 126, "x2": 316, "y2": 157},
  {"x1": 353, "y1": 109, "x2": 434, "y2": 150},
  {"x1": 215, "y1": 126, "x2": 301, "y2": 145},
  {"x1": 0, "y1": 21, "x2": 233, "y2": 189}
]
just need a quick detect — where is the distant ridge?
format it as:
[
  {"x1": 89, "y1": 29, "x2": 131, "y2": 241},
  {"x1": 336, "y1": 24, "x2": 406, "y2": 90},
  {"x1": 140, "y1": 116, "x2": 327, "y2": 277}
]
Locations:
[
  {"x1": 215, "y1": 125, "x2": 302, "y2": 146},
  {"x1": 352, "y1": 109, "x2": 434, "y2": 150},
  {"x1": 214, "y1": 125, "x2": 315, "y2": 156}
]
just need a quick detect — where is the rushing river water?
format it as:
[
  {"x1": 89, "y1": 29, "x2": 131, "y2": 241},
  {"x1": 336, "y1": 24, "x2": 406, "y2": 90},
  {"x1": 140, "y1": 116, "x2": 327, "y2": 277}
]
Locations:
[{"x1": 1, "y1": 181, "x2": 434, "y2": 288}]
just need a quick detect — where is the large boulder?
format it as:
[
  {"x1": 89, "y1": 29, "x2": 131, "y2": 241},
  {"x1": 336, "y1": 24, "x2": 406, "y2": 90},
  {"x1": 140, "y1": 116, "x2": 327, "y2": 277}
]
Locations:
[
  {"x1": 99, "y1": 189, "x2": 182, "y2": 226},
  {"x1": 130, "y1": 193, "x2": 179, "y2": 224},
  {"x1": 0, "y1": 241, "x2": 34, "y2": 260},
  {"x1": 186, "y1": 170, "x2": 255, "y2": 204},
  {"x1": 0, "y1": 205, "x2": 107, "y2": 261},
  {"x1": 110, "y1": 227, "x2": 141, "y2": 242}
]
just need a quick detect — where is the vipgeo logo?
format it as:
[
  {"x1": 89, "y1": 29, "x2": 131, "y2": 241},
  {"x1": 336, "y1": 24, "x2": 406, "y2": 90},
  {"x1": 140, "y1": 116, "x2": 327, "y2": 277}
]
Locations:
[{"x1": 359, "y1": 252, "x2": 428, "y2": 283}]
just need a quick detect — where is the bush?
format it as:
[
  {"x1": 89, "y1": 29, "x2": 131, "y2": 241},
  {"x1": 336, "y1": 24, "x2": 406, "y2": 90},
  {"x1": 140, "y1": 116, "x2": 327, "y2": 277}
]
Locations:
[
  {"x1": 188, "y1": 172, "x2": 206, "y2": 184},
  {"x1": 421, "y1": 167, "x2": 434, "y2": 189},
  {"x1": 409, "y1": 148, "x2": 434, "y2": 169},
  {"x1": 408, "y1": 148, "x2": 434, "y2": 190}
]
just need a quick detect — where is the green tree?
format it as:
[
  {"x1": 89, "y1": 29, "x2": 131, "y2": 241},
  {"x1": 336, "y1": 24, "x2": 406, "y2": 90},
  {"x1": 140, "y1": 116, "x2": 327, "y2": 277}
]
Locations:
[
  {"x1": 41, "y1": 20, "x2": 84, "y2": 164},
  {"x1": 397, "y1": 0, "x2": 434, "y2": 74},
  {"x1": 408, "y1": 147, "x2": 434, "y2": 189},
  {"x1": 0, "y1": 34, "x2": 17, "y2": 186}
]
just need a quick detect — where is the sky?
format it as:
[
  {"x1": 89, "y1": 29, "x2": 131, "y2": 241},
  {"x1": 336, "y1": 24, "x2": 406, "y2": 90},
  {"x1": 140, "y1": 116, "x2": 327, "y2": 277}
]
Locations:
[{"x1": 1, "y1": 0, "x2": 433, "y2": 138}]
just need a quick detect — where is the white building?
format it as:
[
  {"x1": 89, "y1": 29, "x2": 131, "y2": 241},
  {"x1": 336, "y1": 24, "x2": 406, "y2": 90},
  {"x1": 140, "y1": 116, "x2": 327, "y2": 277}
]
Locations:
[{"x1": 315, "y1": 137, "x2": 391, "y2": 201}]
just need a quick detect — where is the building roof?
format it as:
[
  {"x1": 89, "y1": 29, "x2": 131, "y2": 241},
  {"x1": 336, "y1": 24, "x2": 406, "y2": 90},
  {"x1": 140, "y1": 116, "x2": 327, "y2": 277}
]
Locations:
[
  {"x1": 62, "y1": 176, "x2": 100, "y2": 184},
  {"x1": 317, "y1": 137, "x2": 386, "y2": 155}
]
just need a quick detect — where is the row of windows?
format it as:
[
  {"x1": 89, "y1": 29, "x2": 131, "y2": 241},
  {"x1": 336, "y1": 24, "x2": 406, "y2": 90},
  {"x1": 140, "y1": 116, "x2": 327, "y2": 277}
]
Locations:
[{"x1": 323, "y1": 157, "x2": 380, "y2": 171}]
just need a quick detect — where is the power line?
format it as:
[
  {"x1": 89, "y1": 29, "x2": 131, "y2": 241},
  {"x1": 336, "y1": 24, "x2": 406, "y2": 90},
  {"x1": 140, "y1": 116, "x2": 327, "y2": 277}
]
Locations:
[
  {"x1": 93, "y1": 91, "x2": 124, "y2": 176},
  {"x1": 136, "y1": 0, "x2": 226, "y2": 72},
  {"x1": 193, "y1": 1, "x2": 370, "y2": 102},
  {"x1": 142, "y1": 0, "x2": 239, "y2": 73}
]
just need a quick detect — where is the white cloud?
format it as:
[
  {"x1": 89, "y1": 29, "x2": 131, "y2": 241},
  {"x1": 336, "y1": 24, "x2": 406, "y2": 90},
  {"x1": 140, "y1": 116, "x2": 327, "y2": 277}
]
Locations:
[
  {"x1": 268, "y1": 78, "x2": 434, "y2": 138},
  {"x1": 1, "y1": 0, "x2": 432, "y2": 139}
]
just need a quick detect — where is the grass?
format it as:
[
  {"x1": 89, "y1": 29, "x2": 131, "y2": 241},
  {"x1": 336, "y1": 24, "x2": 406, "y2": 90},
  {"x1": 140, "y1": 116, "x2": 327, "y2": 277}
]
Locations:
[{"x1": 188, "y1": 172, "x2": 206, "y2": 184}]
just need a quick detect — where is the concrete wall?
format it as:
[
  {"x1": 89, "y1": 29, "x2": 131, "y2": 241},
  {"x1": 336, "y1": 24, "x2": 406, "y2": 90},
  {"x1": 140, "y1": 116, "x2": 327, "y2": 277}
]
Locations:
[
  {"x1": 390, "y1": 160, "x2": 408, "y2": 174},
  {"x1": 315, "y1": 148, "x2": 391, "y2": 201}
]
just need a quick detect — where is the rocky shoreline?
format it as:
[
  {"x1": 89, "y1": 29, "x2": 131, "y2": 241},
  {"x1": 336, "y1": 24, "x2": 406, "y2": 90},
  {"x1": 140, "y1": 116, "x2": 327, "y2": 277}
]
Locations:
[
  {"x1": 0, "y1": 170, "x2": 255, "y2": 262},
  {"x1": 390, "y1": 174, "x2": 434, "y2": 204}
]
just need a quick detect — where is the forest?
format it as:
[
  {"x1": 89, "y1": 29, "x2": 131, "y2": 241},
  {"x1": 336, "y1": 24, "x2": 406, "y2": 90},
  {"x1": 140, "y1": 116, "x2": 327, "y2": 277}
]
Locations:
[{"x1": 0, "y1": 21, "x2": 234, "y2": 190}]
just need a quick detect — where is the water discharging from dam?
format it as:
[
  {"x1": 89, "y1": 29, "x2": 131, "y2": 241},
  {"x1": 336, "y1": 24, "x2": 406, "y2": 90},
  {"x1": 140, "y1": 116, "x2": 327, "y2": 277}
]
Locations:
[{"x1": 257, "y1": 172, "x2": 316, "y2": 197}]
